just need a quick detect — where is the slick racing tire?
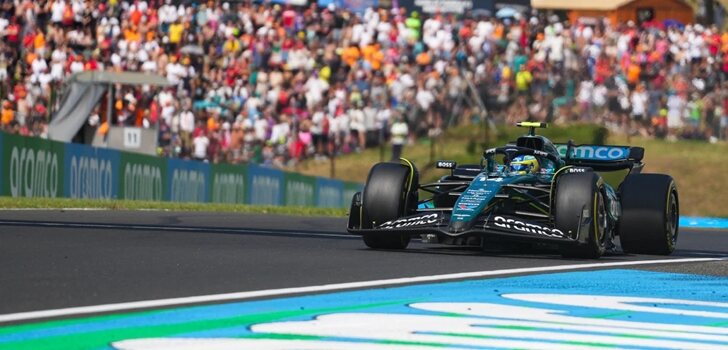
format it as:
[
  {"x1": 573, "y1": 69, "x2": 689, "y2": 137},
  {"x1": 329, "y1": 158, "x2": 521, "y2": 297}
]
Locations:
[
  {"x1": 554, "y1": 172, "x2": 609, "y2": 259},
  {"x1": 361, "y1": 162, "x2": 416, "y2": 249},
  {"x1": 618, "y1": 174, "x2": 679, "y2": 255}
]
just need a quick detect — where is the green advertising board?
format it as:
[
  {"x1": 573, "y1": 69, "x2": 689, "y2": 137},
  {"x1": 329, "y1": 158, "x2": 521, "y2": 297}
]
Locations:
[
  {"x1": 284, "y1": 172, "x2": 316, "y2": 207},
  {"x1": 119, "y1": 151, "x2": 167, "y2": 201},
  {"x1": 210, "y1": 163, "x2": 247, "y2": 204},
  {"x1": 1, "y1": 133, "x2": 64, "y2": 198}
]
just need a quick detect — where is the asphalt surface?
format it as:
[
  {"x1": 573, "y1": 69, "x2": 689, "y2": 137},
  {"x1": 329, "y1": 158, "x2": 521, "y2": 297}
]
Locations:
[{"x1": 0, "y1": 210, "x2": 726, "y2": 316}]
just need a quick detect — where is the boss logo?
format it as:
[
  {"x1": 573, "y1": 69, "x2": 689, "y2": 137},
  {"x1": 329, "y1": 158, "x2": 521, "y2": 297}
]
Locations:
[
  {"x1": 379, "y1": 213, "x2": 439, "y2": 229},
  {"x1": 436, "y1": 161, "x2": 457, "y2": 169},
  {"x1": 493, "y1": 216, "x2": 564, "y2": 238},
  {"x1": 566, "y1": 168, "x2": 589, "y2": 173}
]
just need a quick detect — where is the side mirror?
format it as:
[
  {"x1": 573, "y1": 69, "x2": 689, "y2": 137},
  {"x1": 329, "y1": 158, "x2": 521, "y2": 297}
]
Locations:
[{"x1": 629, "y1": 147, "x2": 644, "y2": 162}]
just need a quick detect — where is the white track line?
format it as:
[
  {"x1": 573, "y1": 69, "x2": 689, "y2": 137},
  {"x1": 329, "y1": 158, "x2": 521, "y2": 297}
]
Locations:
[{"x1": 0, "y1": 257, "x2": 725, "y2": 324}]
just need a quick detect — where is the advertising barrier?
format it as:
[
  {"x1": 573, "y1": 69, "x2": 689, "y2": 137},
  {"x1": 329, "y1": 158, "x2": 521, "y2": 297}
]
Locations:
[
  {"x1": 316, "y1": 177, "x2": 344, "y2": 208},
  {"x1": 168, "y1": 158, "x2": 210, "y2": 203},
  {"x1": 64, "y1": 143, "x2": 120, "y2": 200},
  {"x1": 2, "y1": 133, "x2": 64, "y2": 198},
  {"x1": 284, "y1": 172, "x2": 316, "y2": 207},
  {"x1": 119, "y1": 151, "x2": 167, "y2": 201},
  {"x1": 210, "y1": 163, "x2": 247, "y2": 204},
  {"x1": 247, "y1": 164, "x2": 284, "y2": 206},
  {"x1": 0, "y1": 132, "x2": 362, "y2": 208}
]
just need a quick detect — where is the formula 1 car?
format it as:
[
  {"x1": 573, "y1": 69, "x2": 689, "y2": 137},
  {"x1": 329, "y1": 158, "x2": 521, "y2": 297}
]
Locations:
[{"x1": 347, "y1": 122, "x2": 679, "y2": 258}]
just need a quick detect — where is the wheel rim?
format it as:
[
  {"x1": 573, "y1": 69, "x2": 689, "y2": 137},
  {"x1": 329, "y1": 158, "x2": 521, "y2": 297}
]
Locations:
[
  {"x1": 666, "y1": 190, "x2": 678, "y2": 245},
  {"x1": 596, "y1": 192, "x2": 607, "y2": 245}
]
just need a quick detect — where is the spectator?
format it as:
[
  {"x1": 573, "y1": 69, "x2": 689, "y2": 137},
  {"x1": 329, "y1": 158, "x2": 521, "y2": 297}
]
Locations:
[
  {"x1": 390, "y1": 113, "x2": 408, "y2": 161},
  {"x1": 1, "y1": 1, "x2": 726, "y2": 172}
]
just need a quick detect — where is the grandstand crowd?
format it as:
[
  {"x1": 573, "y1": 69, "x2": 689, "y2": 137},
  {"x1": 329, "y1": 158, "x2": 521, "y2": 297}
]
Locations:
[{"x1": 1, "y1": 0, "x2": 727, "y2": 166}]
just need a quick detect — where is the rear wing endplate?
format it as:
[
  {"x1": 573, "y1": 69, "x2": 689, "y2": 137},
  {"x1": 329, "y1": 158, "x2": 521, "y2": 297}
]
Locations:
[{"x1": 554, "y1": 143, "x2": 644, "y2": 172}]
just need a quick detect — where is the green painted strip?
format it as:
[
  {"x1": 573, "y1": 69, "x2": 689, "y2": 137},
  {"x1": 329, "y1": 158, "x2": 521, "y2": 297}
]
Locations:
[
  {"x1": 492, "y1": 325, "x2": 536, "y2": 331},
  {"x1": 0, "y1": 300, "x2": 410, "y2": 350},
  {"x1": 244, "y1": 333, "x2": 323, "y2": 341},
  {"x1": 616, "y1": 333, "x2": 653, "y2": 339},
  {"x1": 565, "y1": 340, "x2": 616, "y2": 348},
  {"x1": 427, "y1": 332, "x2": 492, "y2": 340},
  {"x1": 589, "y1": 311, "x2": 633, "y2": 319},
  {"x1": 377, "y1": 339, "x2": 450, "y2": 348}
]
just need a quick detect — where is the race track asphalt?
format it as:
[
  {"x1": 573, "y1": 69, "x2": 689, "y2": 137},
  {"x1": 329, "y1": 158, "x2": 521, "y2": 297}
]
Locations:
[{"x1": 0, "y1": 210, "x2": 726, "y2": 317}]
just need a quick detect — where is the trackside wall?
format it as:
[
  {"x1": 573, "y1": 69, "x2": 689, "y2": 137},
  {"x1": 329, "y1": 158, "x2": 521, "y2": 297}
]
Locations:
[{"x1": 0, "y1": 132, "x2": 362, "y2": 208}]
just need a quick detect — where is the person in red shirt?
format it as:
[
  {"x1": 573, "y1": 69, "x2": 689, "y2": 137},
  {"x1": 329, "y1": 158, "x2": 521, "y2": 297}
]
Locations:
[{"x1": 6, "y1": 18, "x2": 20, "y2": 49}]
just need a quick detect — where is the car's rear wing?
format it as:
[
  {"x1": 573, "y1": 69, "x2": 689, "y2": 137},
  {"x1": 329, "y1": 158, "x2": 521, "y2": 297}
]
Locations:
[{"x1": 554, "y1": 143, "x2": 644, "y2": 173}]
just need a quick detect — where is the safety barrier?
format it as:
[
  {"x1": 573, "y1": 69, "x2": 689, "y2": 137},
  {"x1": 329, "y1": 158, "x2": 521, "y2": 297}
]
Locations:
[{"x1": 0, "y1": 132, "x2": 361, "y2": 208}]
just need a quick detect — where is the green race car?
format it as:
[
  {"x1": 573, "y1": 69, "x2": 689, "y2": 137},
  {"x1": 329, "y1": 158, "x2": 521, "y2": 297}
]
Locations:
[{"x1": 347, "y1": 122, "x2": 679, "y2": 258}]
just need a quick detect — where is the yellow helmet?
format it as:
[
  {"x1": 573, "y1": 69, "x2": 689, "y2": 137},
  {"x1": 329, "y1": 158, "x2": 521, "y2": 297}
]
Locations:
[{"x1": 511, "y1": 155, "x2": 539, "y2": 175}]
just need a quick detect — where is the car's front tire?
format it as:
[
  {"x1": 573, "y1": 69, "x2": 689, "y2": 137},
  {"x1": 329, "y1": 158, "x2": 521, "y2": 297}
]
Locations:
[
  {"x1": 618, "y1": 174, "x2": 679, "y2": 255},
  {"x1": 361, "y1": 162, "x2": 416, "y2": 249},
  {"x1": 554, "y1": 172, "x2": 608, "y2": 259}
]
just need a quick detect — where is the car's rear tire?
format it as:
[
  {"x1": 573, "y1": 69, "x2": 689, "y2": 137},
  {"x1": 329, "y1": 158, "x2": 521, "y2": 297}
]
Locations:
[
  {"x1": 554, "y1": 172, "x2": 608, "y2": 259},
  {"x1": 361, "y1": 162, "x2": 415, "y2": 249},
  {"x1": 618, "y1": 174, "x2": 679, "y2": 255}
]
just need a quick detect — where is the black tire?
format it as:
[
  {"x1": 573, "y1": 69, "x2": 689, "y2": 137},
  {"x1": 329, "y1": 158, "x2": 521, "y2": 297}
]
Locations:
[
  {"x1": 554, "y1": 172, "x2": 608, "y2": 259},
  {"x1": 619, "y1": 174, "x2": 679, "y2": 255},
  {"x1": 361, "y1": 162, "x2": 415, "y2": 249}
]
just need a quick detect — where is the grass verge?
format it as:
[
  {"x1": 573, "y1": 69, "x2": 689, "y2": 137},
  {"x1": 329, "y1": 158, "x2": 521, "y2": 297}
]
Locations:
[{"x1": 0, "y1": 197, "x2": 348, "y2": 217}]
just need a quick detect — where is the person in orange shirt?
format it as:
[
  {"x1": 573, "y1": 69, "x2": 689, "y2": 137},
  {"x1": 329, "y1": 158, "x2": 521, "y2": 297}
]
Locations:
[
  {"x1": 124, "y1": 25, "x2": 141, "y2": 43},
  {"x1": 626, "y1": 57, "x2": 641, "y2": 89},
  {"x1": 33, "y1": 28, "x2": 46, "y2": 53},
  {"x1": 361, "y1": 43, "x2": 376, "y2": 63},
  {"x1": 341, "y1": 45, "x2": 360, "y2": 67},
  {"x1": 25, "y1": 51, "x2": 37, "y2": 67},
  {"x1": 207, "y1": 114, "x2": 220, "y2": 132},
  {"x1": 371, "y1": 46, "x2": 384, "y2": 70},
  {"x1": 97, "y1": 120, "x2": 109, "y2": 137},
  {"x1": 416, "y1": 50, "x2": 431, "y2": 66},
  {"x1": 1, "y1": 101, "x2": 14, "y2": 127}
]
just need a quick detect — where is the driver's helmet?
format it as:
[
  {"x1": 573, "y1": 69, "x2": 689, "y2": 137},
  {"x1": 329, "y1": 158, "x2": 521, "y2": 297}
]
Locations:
[{"x1": 510, "y1": 155, "x2": 540, "y2": 175}]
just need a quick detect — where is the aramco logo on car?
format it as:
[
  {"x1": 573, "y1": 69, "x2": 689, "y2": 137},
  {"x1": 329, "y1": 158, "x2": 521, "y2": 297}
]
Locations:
[{"x1": 555, "y1": 145, "x2": 630, "y2": 160}]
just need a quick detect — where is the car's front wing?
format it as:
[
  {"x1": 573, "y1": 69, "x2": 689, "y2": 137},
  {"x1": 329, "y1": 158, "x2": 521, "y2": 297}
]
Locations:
[{"x1": 348, "y1": 212, "x2": 581, "y2": 245}]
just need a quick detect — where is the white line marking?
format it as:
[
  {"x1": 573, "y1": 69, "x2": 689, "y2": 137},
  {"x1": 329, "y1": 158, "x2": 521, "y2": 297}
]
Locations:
[{"x1": 0, "y1": 257, "x2": 724, "y2": 324}]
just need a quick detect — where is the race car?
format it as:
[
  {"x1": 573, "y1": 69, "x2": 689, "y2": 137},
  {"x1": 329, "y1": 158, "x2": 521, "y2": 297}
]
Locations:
[{"x1": 347, "y1": 122, "x2": 679, "y2": 258}]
